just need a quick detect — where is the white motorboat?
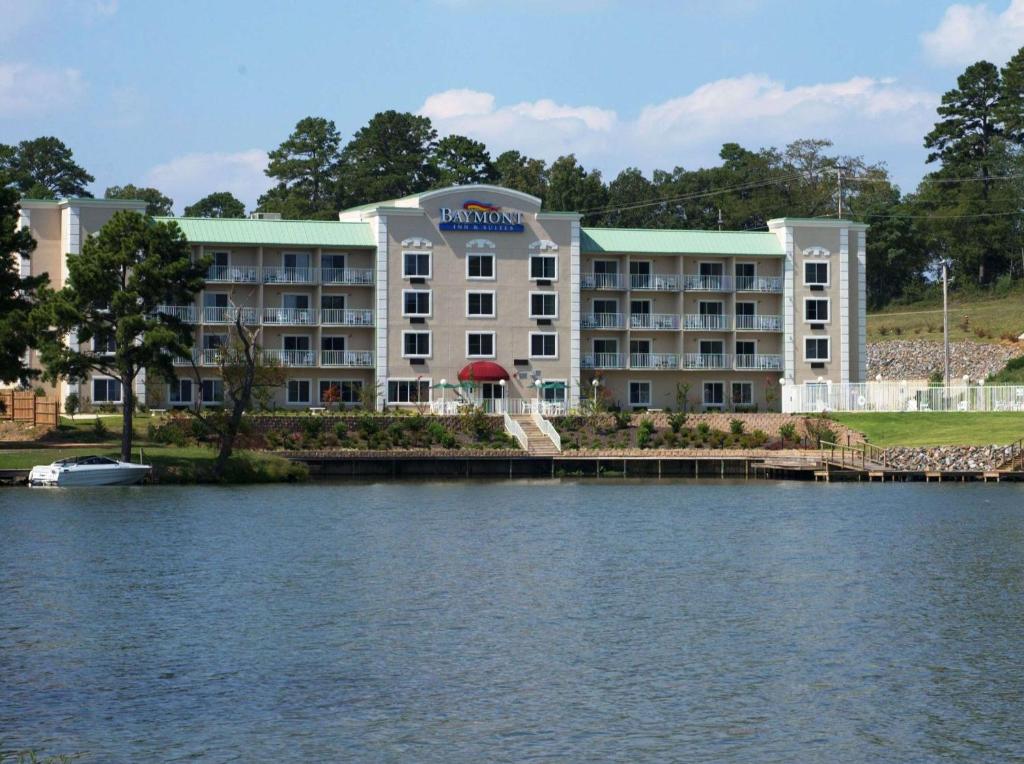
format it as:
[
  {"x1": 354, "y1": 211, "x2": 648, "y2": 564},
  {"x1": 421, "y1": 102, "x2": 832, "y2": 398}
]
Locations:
[{"x1": 28, "y1": 455, "x2": 151, "y2": 487}]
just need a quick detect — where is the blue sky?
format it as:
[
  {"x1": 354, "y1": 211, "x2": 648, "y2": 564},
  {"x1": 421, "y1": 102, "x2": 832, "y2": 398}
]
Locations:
[{"x1": 3, "y1": 0, "x2": 1024, "y2": 212}]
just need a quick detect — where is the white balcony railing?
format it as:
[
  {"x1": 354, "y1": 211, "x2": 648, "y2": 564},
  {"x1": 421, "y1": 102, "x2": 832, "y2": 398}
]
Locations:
[
  {"x1": 171, "y1": 349, "x2": 221, "y2": 366},
  {"x1": 581, "y1": 312, "x2": 625, "y2": 329},
  {"x1": 683, "y1": 353, "x2": 732, "y2": 369},
  {"x1": 735, "y1": 314, "x2": 783, "y2": 331},
  {"x1": 206, "y1": 265, "x2": 260, "y2": 283},
  {"x1": 684, "y1": 275, "x2": 733, "y2": 292},
  {"x1": 320, "y1": 308, "x2": 374, "y2": 326},
  {"x1": 629, "y1": 273, "x2": 683, "y2": 291},
  {"x1": 581, "y1": 273, "x2": 628, "y2": 290},
  {"x1": 629, "y1": 313, "x2": 680, "y2": 330},
  {"x1": 260, "y1": 349, "x2": 317, "y2": 367},
  {"x1": 735, "y1": 275, "x2": 782, "y2": 293},
  {"x1": 155, "y1": 305, "x2": 197, "y2": 323},
  {"x1": 320, "y1": 350, "x2": 374, "y2": 367},
  {"x1": 581, "y1": 353, "x2": 626, "y2": 369},
  {"x1": 319, "y1": 267, "x2": 374, "y2": 285},
  {"x1": 685, "y1": 314, "x2": 731, "y2": 331},
  {"x1": 262, "y1": 307, "x2": 318, "y2": 325},
  {"x1": 630, "y1": 353, "x2": 680, "y2": 369},
  {"x1": 735, "y1": 354, "x2": 783, "y2": 370},
  {"x1": 263, "y1": 267, "x2": 315, "y2": 284},
  {"x1": 202, "y1": 306, "x2": 260, "y2": 324}
]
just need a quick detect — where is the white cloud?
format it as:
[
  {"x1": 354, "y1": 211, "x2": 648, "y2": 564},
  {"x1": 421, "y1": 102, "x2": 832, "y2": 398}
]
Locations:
[
  {"x1": 0, "y1": 62, "x2": 83, "y2": 117},
  {"x1": 921, "y1": 0, "x2": 1024, "y2": 66},
  {"x1": 418, "y1": 76, "x2": 936, "y2": 187},
  {"x1": 144, "y1": 150, "x2": 270, "y2": 214}
]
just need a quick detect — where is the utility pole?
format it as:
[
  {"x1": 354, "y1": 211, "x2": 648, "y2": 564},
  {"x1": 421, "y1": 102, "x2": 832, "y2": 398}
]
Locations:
[
  {"x1": 835, "y1": 165, "x2": 849, "y2": 219},
  {"x1": 942, "y1": 261, "x2": 950, "y2": 386},
  {"x1": 717, "y1": 208, "x2": 723, "y2": 231}
]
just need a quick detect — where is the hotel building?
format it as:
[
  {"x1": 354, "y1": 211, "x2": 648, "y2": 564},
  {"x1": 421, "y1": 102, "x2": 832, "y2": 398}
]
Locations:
[{"x1": 14, "y1": 185, "x2": 867, "y2": 413}]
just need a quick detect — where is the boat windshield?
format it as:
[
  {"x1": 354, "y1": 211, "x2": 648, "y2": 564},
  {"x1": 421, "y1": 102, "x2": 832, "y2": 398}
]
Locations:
[{"x1": 53, "y1": 456, "x2": 120, "y2": 466}]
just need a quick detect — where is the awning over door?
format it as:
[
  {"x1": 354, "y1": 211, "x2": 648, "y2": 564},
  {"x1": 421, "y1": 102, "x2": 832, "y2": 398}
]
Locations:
[{"x1": 457, "y1": 361, "x2": 511, "y2": 382}]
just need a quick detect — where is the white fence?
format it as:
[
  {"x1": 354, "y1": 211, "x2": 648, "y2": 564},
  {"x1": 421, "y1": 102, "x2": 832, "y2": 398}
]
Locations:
[
  {"x1": 503, "y1": 412, "x2": 528, "y2": 450},
  {"x1": 531, "y1": 411, "x2": 562, "y2": 452},
  {"x1": 782, "y1": 381, "x2": 1024, "y2": 413}
]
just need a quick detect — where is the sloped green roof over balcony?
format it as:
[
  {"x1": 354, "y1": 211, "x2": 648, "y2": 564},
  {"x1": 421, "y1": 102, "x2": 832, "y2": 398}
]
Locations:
[
  {"x1": 156, "y1": 217, "x2": 376, "y2": 248},
  {"x1": 581, "y1": 227, "x2": 784, "y2": 256}
]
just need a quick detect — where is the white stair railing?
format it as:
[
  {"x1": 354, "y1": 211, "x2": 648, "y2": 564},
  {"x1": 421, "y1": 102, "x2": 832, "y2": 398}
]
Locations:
[
  {"x1": 503, "y1": 412, "x2": 528, "y2": 450},
  {"x1": 531, "y1": 411, "x2": 561, "y2": 452}
]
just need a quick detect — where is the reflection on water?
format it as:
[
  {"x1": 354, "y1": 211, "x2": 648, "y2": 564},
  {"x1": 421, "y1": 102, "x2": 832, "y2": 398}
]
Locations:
[{"x1": 1, "y1": 481, "x2": 1023, "y2": 762}]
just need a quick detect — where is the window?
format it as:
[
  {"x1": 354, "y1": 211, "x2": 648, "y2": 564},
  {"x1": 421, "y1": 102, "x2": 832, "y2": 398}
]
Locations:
[
  {"x1": 530, "y1": 254, "x2": 557, "y2": 280},
  {"x1": 804, "y1": 261, "x2": 829, "y2": 286},
  {"x1": 92, "y1": 378, "x2": 122, "y2": 403},
  {"x1": 699, "y1": 301, "x2": 724, "y2": 316},
  {"x1": 322, "y1": 253, "x2": 346, "y2": 270},
  {"x1": 321, "y1": 336, "x2": 346, "y2": 351},
  {"x1": 92, "y1": 334, "x2": 116, "y2": 354},
  {"x1": 210, "y1": 251, "x2": 229, "y2": 268},
  {"x1": 320, "y1": 380, "x2": 363, "y2": 404},
  {"x1": 736, "y1": 340, "x2": 756, "y2": 356},
  {"x1": 699, "y1": 262, "x2": 724, "y2": 277},
  {"x1": 321, "y1": 294, "x2": 345, "y2": 310},
  {"x1": 402, "y1": 331, "x2": 431, "y2": 358},
  {"x1": 403, "y1": 251, "x2": 431, "y2": 278},
  {"x1": 387, "y1": 379, "x2": 430, "y2": 404},
  {"x1": 200, "y1": 379, "x2": 224, "y2": 404},
  {"x1": 699, "y1": 340, "x2": 724, "y2": 356},
  {"x1": 283, "y1": 336, "x2": 311, "y2": 351},
  {"x1": 593, "y1": 299, "x2": 618, "y2": 314},
  {"x1": 593, "y1": 338, "x2": 618, "y2": 355},
  {"x1": 287, "y1": 379, "x2": 311, "y2": 404},
  {"x1": 467, "y1": 332, "x2": 495, "y2": 358},
  {"x1": 541, "y1": 380, "x2": 567, "y2": 403},
  {"x1": 530, "y1": 332, "x2": 557, "y2": 358},
  {"x1": 283, "y1": 252, "x2": 310, "y2": 269},
  {"x1": 402, "y1": 290, "x2": 431, "y2": 317},
  {"x1": 703, "y1": 382, "x2": 724, "y2": 410},
  {"x1": 204, "y1": 292, "x2": 228, "y2": 308},
  {"x1": 467, "y1": 253, "x2": 495, "y2": 279},
  {"x1": 168, "y1": 378, "x2": 192, "y2": 404},
  {"x1": 731, "y1": 382, "x2": 753, "y2": 406},
  {"x1": 805, "y1": 298, "x2": 830, "y2": 322},
  {"x1": 203, "y1": 334, "x2": 227, "y2": 350},
  {"x1": 529, "y1": 292, "x2": 558, "y2": 318},
  {"x1": 805, "y1": 337, "x2": 831, "y2": 361},
  {"x1": 629, "y1": 381, "x2": 651, "y2": 406},
  {"x1": 466, "y1": 291, "x2": 495, "y2": 318},
  {"x1": 735, "y1": 302, "x2": 755, "y2": 317}
]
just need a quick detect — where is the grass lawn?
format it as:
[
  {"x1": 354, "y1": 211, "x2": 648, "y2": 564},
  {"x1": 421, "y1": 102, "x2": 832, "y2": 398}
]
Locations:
[
  {"x1": 868, "y1": 286, "x2": 1024, "y2": 343},
  {"x1": 832, "y1": 412, "x2": 1024, "y2": 447}
]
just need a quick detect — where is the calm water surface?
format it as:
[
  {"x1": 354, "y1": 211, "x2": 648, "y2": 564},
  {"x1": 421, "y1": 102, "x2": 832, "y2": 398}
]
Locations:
[{"x1": 1, "y1": 481, "x2": 1023, "y2": 763}]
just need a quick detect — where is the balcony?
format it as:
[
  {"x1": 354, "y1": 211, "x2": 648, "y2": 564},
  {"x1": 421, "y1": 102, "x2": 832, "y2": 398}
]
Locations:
[
  {"x1": 320, "y1": 267, "x2": 374, "y2": 286},
  {"x1": 685, "y1": 314, "x2": 731, "y2": 331},
  {"x1": 263, "y1": 267, "x2": 315, "y2": 284},
  {"x1": 735, "y1": 314, "x2": 783, "y2": 332},
  {"x1": 260, "y1": 349, "x2": 317, "y2": 367},
  {"x1": 321, "y1": 350, "x2": 375, "y2": 367},
  {"x1": 156, "y1": 305, "x2": 197, "y2": 323},
  {"x1": 630, "y1": 313, "x2": 680, "y2": 330},
  {"x1": 206, "y1": 265, "x2": 259, "y2": 284},
  {"x1": 684, "y1": 275, "x2": 733, "y2": 292},
  {"x1": 629, "y1": 273, "x2": 683, "y2": 291},
  {"x1": 581, "y1": 353, "x2": 626, "y2": 369},
  {"x1": 581, "y1": 273, "x2": 628, "y2": 290},
  {"x1": 172, "y1": 349, "x2": 221, "y2": 367},
  {"x1": 262, "y1": 307, "x2": 318, "y2": 325},
  {"x1": 735, "y1": 276, "x2": 782, "y2": 293},
  {"x1": 202, "y1": 306, "x2": 260, "y2": 324},
  {"x1": 581, "y1": 312, "x2": 625, "y2": 329},
  {"x1": 320, "y1": 308, "x2": 374, "y2": 327},
  {"x1": 630, "y1": 353, "x2": 680, "y2": 369},
  {"x1": 683, "y1": 353, "x2": 732, "y2": 369},
  {"x1": 734, "y1": 354, "x2": 783, "y2": 370}
]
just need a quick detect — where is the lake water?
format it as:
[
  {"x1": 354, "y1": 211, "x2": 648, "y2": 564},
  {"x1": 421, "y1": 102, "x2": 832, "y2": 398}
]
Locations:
[{"x1": 2, "y1": 481, "x2": 1023, "y2": 763}]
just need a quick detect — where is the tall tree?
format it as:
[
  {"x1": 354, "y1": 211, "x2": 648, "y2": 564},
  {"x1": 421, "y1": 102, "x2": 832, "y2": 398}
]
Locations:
[
  {"x1": 545, "y1": 154, "x2": 607, "y2": 221},
  {"x1": 998, "y1": 46, "x2": 1024, "y2": 145},
  {"x1": 337, "y1": 111, "x2": 438, "y2": 206},
  {"x1": 493, "y1": 150, "x2": 548, "y2": 198},
  {"x1": 0, "y1": 187, "x2": 48, "y2": 385},
  {"x1": 257, "y1": 116, "x2": 342, "y2": 218},
  {"x1": 0, "y1": 137, "x2": 94, "y2": 197},
  {"x1": 430, "y1": 134, "x2": 495, "y2": 187},
  {"x1": 183, "y1": 191, "x2": 246, "y2": 218},
  {"x1": 32, "y1": 212, "x2": 208, "y2": 461},
  {"x1": 600, "y1": 168, "x2": 662, "y2": 227},
  {"x1": 105, "y1": 184, "x2": 174, "y2": 216}
]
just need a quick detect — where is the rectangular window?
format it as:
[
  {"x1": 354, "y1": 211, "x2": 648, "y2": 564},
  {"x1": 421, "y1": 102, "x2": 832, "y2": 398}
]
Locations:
[
  {"x1": 805, "y1": 337, "x2": 831, "y2": 361},
  {"x1": 541, "y1": 380, "x2": 567, "y2": 403},
  {"x1": 629, "y1": 381, "x2": 651, "y2": 406},
  {"x1": 466, "y1": 291, "x2": 495, "y2": 317},
  {"x1": 200, "y1": 379, "x2": 224, "y2": 404},
  {"x1": 402, "y1": 331, "x2": 431, "y2": 358},
  {"x1": 592, "y1": 299, "x2": 618, "y2": 314},
  {"x1": 321, "y1": 336, "x2": 346, "y2": 351},
  {"x1": 530, "y1": 254, "x2": 557, "y2": 280},
  {"x1": 593, "y1": 338, "x2": 618, "y2": 354},
  {"x1": 322, "y1": 253, "x2": 346, "y2": 270},
  {"x1": 403, "y1": 252, "x2": 431, "y2": 278},
  {"x1": 92, "y1": 334, "x2": 116, "y2": 354},
  {"x1": 168, "y1": 378, "x2": 192, "y2": 404},
  {"x1": 402, "y1": 290, "x2": 431, "y2": 317},
  {"x1": 387, "y1": 379, "x2": 430, "y2": 404},
  {"x1": 804, "y1": 261, "x2": 829, "y2": 286},
  {"x1": 735, "y1": 301, "x2": 755, "y2": 317},
  {"x1": 703, "y1": 382, "x2": 724, "y2": 409},
  {"x1": 92, "y1": 378, "x2": 122, "y2": 403},
  {"x1": 731, "y1": 382, "x2": 753, "y2": 406},
  {"x1": 805, "y1": 298, "x2": 830, "y2": 322},
  {"x1": 287, "y1": 379, "x2": 311, "y2": 404},
  {"x1": 321, "y1": 294, "x2": 346, "y2": 310},
  {"x1": 529, "y1": 292, "x2": 558, "y2": 318},
  {"x1": 320, "y1": 379, "x2": 363, "y2": 404},
  {"x1": 467, "y1": 253, "x2": 495, "y2": 279},
  {"x1": 283, "y1": 336, "x2": 311, "y2": 351},
  {"x1": 699, "y1": 262, "x2": 724, "y2": 277},
  {"x1": 530, "y1": 332, "x2": 557, "y2": 358},
  {"x1": 736, "y1": 340, "x2": 756, "y2": 356},
  {"x1": 204, "y1": 292, "x2": 229, "y2": 308},
  {"x1": 466, "y1": 332, "x2": 495, "y2": 358}
]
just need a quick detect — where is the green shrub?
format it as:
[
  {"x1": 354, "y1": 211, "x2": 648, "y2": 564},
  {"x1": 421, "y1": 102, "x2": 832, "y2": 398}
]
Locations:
[
  {"x1": 92, "y1": 417, "x2": 108, "y2": 438},
  {"x1": 302, "y1": 417, "x2": 324, "y2": 438},
  {"x1": 668, "y1": 412, "x2": 686, "y2": 433},
  {"x1": 613, "y1": 410, "x2": 631, "y2": 430},
  {"x1": 638, "y1": 417, "x2": 655, "y2": 435},
  {"x1": 64, "y1": 393, "x2": 80, "y2": 416},
  {"x1": 803, "y1": 415, "x2": 836, "y2": 447},
  {"x1": 334, "y1": 421, "x2": 349, "y2": 439},
  {"x1": 148, "y1": 417, "x2": 190, "y2": 447},
  {"x1": 729, "y1": 418, "x2": 745, "y2": 435},
  {"x1": 637, "y1": 428, "x2": 651, "y2": 449},
  {"x1": 749, "y1": 429, "x2": 768, "y2": 447},
  {"x1": 696, "y1": 421, "x2": 711, "y2": 437},
  {"x1": 220, "y1": 452, "x2": 308, "y2": 483},
  {"x1": 265, "y1": 431, "x2": 284, "y2": 449},
  {"x1": 779, "y1": 422, "x2": 797, "y2": 443}
]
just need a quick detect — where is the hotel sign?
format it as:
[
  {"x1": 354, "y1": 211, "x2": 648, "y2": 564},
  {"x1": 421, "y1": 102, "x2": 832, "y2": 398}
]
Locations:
[{"x1": 439, "y1": 200, "x2": 524, "y2": 233}]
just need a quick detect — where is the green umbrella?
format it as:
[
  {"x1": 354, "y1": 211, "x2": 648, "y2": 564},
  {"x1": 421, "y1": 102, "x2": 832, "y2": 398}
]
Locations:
[{"x1": 431, "y1": 382, "x2": 460, "y2": 389}]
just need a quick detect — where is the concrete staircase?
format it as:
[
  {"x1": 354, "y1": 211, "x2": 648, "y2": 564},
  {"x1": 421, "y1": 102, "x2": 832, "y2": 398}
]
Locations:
[{"x1": 512, "y1": 415, "x2": 560, "y2": 456}]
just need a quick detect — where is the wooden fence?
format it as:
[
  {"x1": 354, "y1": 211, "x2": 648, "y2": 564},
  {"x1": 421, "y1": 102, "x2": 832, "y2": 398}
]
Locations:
[{"x1": 0, "y1": 390, "x2": 60, "y2": 427}]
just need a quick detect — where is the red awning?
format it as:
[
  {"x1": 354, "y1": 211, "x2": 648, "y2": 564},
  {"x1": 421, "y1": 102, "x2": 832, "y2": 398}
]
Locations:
[{"x1": 457, "y1": 361, "x2": 510, "y2": 382}]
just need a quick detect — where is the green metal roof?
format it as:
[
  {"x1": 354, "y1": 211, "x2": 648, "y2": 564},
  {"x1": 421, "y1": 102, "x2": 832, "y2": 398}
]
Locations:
[
  {"x1": 155, "y1": 217, "x2": 375, "y2": 248},
  {"x1": 580, "y1": 227, "x2": 784, "y2": 256}
]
